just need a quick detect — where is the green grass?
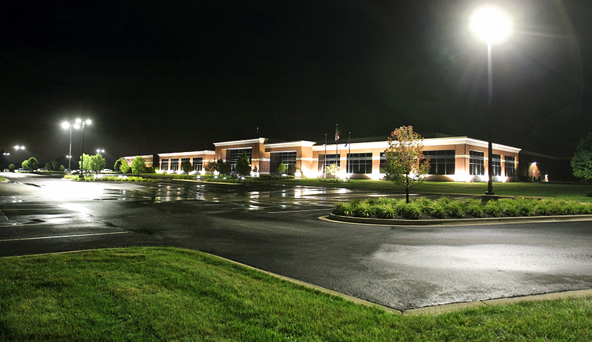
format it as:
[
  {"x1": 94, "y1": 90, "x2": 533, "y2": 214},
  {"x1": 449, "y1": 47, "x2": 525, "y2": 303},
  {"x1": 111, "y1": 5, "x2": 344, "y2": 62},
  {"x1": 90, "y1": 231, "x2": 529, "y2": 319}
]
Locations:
[
  {"x1": 1, "y1": 247, "x2": 591, "y2": 341},
  {"x1": 0, "y1": 176, "x2": 5, "y2": 182},
  {"x1": 270, "y1": 179, "x2": 592, "y2": 202}
]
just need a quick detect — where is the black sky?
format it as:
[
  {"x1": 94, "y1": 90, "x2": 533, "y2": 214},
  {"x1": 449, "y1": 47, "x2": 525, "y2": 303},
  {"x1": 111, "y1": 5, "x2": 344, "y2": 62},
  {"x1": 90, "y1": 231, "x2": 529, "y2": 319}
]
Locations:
[{"x1": 1, "y1": 0, "x2": 591, "y2": 168}]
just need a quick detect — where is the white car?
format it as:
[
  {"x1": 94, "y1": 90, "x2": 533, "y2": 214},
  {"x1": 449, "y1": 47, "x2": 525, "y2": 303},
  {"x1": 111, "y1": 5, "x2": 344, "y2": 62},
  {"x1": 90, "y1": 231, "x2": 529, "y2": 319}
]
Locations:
[{"x1": 102, "y1": 169, "x2": 114, "y2": 173}]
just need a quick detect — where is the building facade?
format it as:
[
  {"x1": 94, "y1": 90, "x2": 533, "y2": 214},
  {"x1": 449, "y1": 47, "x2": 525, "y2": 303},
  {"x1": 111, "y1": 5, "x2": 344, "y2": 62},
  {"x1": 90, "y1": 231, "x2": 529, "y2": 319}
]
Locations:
[{"x1": 135, "y1": 136, "x2": 521, "y2": 182}]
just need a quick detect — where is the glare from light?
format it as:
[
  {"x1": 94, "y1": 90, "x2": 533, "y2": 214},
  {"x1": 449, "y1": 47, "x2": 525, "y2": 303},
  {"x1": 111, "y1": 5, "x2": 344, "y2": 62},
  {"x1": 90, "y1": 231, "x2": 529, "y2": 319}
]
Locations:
[
  {"x1": 61, "y1": 122, "x2": 70, "y2": 129},
  {"x1": 76, "y1": 118, "x2": 82, "y2": 123},
  {"x1": 470, "y1": 5, "x2": 512, "y2": 44}
]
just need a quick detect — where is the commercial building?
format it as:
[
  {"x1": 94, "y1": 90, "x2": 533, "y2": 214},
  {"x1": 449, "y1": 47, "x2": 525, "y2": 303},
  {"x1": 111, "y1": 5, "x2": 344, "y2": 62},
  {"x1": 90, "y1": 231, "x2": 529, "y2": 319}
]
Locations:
[{"x1": 134, "y1": 135, "x2": 521, "y2": 182}]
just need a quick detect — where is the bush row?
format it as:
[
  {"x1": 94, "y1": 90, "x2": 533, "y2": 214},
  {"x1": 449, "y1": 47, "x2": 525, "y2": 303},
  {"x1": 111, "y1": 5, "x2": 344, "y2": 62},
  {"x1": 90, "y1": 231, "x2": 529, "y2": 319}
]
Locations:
[
  {"x1": 64, "y1": 175, "x2": 157, "y2": 182},
  {"x1": 333, "y1": 197, "x2": 592, "y2": 220}
]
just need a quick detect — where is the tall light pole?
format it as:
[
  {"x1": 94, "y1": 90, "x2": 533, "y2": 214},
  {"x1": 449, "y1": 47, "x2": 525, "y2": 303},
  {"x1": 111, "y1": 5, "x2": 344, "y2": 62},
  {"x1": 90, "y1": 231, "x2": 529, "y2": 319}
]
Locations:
[
  {"x1": 14, "y1": 145, "x2": 25, "y2": 168},
  {"x1": 61, "y1": 122, "x2": 75, "y2": 171},
  {"x1": 76, "y1": 118, "x2": 92, "y2": 179},
  {"x1": 470, "y1": 5, "x2": 512, "y2": 196}
]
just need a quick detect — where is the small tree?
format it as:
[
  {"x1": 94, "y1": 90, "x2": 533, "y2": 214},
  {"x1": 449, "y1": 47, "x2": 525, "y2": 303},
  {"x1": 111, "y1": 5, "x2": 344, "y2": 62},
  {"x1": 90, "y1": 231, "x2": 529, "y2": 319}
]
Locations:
[
  {"x1": 204, "y1": 161, "x2": 217, "y2": 174},
  {"x1": 44, "y1": 163, "x2": 51, "y2": 171},
  {"x1": 181, "y1": 160, "x2": 193, "y2": 173},
  {"x1": 79, "y1": 153, "x2": 92, "y2": 174},
  {"x1": 131, "y1": 156, "x2": 146, "y2": 175},
  {"x1": 384, "y1": 126, "x2": 430, "y2": 203},
  {"x1": 277, "y1": 162, "x2": 287, "y2": 175},
  {"x1": 90, "y1": 154, "x2": 106, "y2": 174},
  {"x1": 59, "y1": 165, "x2": 65, "y2": 171},
  {"x1": 326, "y1": 163, "x2": 341, "y2": 180},
  {"x1": 116, "y1": 157, "x2": 130, "y2": 173},
  {"x1": 287, "y1": 165, "x2": 297, "y2": 176},
  {"x1": 8, "y1": 164, "x2": 15, "y2": 172},
  {"x1": 23, "y1": 157, "x2": 39, "y2": 171},
  {"x1": 216, "y1": 158, "x2": 230, "y2": 175},
  {"x1": 51, "y1": 160, "x2": 59, "y2": 171},
  {"x1": 236, "y1": 152, "x2": 251, "y2": 177},
  {"x1": 571, "y1": 132, "x2": 592, "y2": 182}
]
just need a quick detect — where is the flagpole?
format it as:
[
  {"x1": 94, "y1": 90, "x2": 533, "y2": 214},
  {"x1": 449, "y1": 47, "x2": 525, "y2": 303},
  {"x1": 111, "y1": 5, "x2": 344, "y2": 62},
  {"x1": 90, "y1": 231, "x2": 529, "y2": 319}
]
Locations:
[
  {"x1": 335, "y1": 124, "x2": 339, "y2": 169},
  {"x1": 324, "y1": 134, "x2": 327, "y2": 181},
  {"x1": 348, "y1": 132, "x2": 351, "y2": 174}
]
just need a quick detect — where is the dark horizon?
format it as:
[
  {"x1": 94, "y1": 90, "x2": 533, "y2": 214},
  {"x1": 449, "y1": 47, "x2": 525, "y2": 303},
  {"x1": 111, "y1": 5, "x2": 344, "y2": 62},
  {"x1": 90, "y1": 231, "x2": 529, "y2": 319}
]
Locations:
[{"x1": 2, "y1": 0, "x2": 592, "y2": 169}]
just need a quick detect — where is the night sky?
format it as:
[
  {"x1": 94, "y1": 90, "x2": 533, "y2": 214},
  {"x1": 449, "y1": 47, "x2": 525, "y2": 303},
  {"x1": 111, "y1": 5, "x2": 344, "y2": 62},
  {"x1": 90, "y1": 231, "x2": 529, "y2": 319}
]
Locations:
[{"x1": 1, "y1": 0, "x2": 592, "y2": 168}]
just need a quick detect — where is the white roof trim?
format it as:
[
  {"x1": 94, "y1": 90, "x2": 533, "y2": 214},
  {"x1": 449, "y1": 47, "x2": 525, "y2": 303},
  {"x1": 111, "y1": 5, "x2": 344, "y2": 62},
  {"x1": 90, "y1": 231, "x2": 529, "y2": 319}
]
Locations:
[
  {"x1": 265, "y1": 141, "x2": 316, "y2": 148},
  {"x1": 214, "y1": 138, "x2": 267, "y2": 147},
  {"x1": 158, "y1": 150, "x2": 215, "y2": 158}
]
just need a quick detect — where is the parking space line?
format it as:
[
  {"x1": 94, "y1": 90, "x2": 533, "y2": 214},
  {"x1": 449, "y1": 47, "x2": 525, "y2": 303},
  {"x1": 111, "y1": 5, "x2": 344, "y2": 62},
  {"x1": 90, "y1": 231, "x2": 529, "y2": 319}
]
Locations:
[{"x1": 0, "y1": 231, "x2": 128, "y2": 242}]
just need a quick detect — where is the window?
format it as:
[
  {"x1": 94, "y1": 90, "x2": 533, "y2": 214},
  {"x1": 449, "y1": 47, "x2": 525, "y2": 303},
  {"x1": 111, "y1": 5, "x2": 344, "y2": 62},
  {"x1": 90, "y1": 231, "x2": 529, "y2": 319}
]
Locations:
[
  {"x1": 380, "y1": 152, "x2": 387, "y2": 173},
  {"x1": 491, "y1": 154, "x2": 501, "y2": 176},
  {"x1": 160, "y1": 159, "x2": 169, "y2": 170},
  {"x1": 170, "y1": 158, "x2": 179, "y2": 171},
  {"x1": 270, "y1": 152, "x2": 297, "y2": 174},
  {"x1": 423, "y1": 150, "x2": 455, "y2": 175},
  {"x1": 227, "y1": 149, "x2": 252, "y2": 172},
  {"x1": 347, "y1": 153, "x2": 372, "y2": 174},
  {"x1": 505, "y1": 155, "x2": 515, "y2": 177},
  {"x1": 192, "y1": 157, "x2": 203, "y2": 171},
  {"x1": 181, "y1": 158, "x2": 190, "y2": 170},
  {"x1": 469, "y1": 151, "x2": 484, "y2": 176},
  {"x1": 318, "y1": 154, "x2": 340, "y2": 172}
]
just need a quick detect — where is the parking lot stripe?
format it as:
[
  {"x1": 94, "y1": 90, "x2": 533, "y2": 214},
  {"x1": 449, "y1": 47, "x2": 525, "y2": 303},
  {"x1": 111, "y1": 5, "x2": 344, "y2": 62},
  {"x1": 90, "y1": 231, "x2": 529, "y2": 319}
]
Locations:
[{"x1": 0, "y1": 231, "x2": 127, "y2": 242}]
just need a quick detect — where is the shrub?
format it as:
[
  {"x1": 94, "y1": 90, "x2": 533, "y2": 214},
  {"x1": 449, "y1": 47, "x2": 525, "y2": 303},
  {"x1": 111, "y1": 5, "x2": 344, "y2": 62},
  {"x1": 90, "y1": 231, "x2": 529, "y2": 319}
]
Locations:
[
  {"x1": 353, "y1": 200, "x2": 375, "y2": 218},
  {"x1": 375, "y1": 203, "x2": 398, "y2": 218},
  {"x1": 428, "y1": 201, "x2": 447, "y2": 219},
  {"x1": 483, "y1": 201, "x2": 502, "y2": 217},
  {"x1": 445, "y1": 201, "x2": 465, "y2": 218},
  {"x1": 499, "y1": 200, "x2": 519, "y2": 217},
  {"x1": 402, "y1": 202, "x2": 422, "y2": 219}
]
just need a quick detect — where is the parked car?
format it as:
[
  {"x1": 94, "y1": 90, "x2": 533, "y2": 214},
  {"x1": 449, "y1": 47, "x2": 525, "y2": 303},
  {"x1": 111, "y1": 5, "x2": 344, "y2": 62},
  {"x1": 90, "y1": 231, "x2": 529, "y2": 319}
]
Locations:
[
  {"x1": 102, "y1": 169, "x2": 113, "y2": 173},
  {"x1": 36, "y1": 168, "x2": 47, "y2": 172},
  {"x1": 3, "y1": 169, "x2": 9, "y2": 172}
]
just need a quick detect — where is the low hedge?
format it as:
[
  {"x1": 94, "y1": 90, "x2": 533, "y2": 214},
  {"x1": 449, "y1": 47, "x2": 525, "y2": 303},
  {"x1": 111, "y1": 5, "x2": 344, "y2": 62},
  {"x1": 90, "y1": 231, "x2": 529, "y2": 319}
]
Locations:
[
  {"x1": 64, "y1": 175, "x2": 157, "y2": 182},
  {"x1": 333, "y1": 197, "x2": 592, "y2": 220}
]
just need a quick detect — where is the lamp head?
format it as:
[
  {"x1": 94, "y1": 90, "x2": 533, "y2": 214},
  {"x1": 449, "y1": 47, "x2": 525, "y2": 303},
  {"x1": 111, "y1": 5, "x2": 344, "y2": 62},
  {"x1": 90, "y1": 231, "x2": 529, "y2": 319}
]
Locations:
[{"x1": 470, "y1": 5, "x2": 512, "y2": 44}]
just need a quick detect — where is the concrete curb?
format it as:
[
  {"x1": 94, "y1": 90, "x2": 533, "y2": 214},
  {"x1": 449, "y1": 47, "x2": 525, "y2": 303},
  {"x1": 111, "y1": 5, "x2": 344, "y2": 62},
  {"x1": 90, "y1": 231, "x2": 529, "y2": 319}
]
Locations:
[
  {"x1": 7, "y1": 248, "x2": 592, "y2": 317},
  {"x1": 327, "y1": 213, "x2": 592, "y2": 226}
]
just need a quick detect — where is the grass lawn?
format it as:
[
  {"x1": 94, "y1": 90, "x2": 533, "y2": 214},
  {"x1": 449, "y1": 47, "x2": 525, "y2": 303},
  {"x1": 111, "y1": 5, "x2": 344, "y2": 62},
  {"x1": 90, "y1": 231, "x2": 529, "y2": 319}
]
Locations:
[
  {"x1": 270, "y1": 179, "x2": 592, "y2": 202},
  {"x1": 1, "y1": 247, "x2": 591, "y2": 341}
]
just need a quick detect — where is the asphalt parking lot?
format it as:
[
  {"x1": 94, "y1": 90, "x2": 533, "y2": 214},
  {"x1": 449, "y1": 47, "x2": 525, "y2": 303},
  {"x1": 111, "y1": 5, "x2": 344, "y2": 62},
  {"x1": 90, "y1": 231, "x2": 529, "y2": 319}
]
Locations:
[{"x1": 1, "y1": 173, "x2": 592, "y2": 310}]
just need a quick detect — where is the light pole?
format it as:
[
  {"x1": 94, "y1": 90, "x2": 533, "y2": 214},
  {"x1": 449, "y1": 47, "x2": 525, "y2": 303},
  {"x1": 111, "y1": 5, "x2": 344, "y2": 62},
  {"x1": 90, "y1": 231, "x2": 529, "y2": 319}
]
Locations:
[
  {"x1": 96, "y1": 149, "x2": 105, "y2": 154},
  {"x1": 61, "y1": 122, "x2": 75, "y2": 171},
  {"x1": 470, "y1": 5, "x2": 511, "y2": 196},
  {"x1": 76, "y1": 118, "x2": 92, "y2": 179},
  {"x1": 14, "y1": 145, "x2": 25, "y2": 168}
]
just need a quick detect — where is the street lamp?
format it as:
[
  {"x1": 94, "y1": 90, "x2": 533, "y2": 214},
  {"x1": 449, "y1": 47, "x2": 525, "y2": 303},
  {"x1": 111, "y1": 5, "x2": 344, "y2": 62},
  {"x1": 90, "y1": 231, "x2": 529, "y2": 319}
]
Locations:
[
  {"x1": 61, "y1": 122, "x2": 75, "y2": 171},
  {"x1": 96, "y1": 149, "x2": 105, "y2": 154},
  {"x1": 470, "y1": 5, "x2": 512, "y2": 196},
  {"x1": 13, "y1": 145, "x2": 25, "y2": 168},
  {"x1": 76, "y1": 118, "x2": 92, "y2": 178}
]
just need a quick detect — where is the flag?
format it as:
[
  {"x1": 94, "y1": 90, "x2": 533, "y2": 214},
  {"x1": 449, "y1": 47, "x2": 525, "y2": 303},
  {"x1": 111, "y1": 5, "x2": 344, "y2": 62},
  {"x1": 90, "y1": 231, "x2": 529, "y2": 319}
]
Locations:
[
  {"x1": 344, "y1": 132, "x2": 350, "y2": 147},
  {"x1": 335, "y1": 124, "x2": 340, "y2": 141}
]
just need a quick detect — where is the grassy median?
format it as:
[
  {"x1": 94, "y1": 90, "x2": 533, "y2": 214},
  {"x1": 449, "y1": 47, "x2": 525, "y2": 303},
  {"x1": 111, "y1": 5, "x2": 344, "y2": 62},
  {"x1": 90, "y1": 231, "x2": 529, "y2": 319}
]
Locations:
[{"x1": 0, "y1": 247, "x2": 591, "y2": 341}]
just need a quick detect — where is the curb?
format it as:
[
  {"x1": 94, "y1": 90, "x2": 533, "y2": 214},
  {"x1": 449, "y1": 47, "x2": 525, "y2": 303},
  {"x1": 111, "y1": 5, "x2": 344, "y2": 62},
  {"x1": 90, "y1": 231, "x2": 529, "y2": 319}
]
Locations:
[{"x1": 326, "y1": 213, "x2": 592, "y2": 226}]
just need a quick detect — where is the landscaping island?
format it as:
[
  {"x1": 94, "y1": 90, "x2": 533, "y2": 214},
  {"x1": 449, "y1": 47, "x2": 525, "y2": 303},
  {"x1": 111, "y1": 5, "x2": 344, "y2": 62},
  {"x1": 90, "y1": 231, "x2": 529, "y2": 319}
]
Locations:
[{"x1": 332, "y1": 197, "x2": 592, "y2": 223}]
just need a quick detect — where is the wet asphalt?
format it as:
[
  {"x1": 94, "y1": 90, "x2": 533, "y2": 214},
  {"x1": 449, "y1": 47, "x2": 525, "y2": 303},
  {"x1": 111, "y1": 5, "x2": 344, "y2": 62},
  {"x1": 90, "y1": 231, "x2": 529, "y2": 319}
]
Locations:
[{"x1": 1, "y1": 173, "x2": 591, "y2": 310}]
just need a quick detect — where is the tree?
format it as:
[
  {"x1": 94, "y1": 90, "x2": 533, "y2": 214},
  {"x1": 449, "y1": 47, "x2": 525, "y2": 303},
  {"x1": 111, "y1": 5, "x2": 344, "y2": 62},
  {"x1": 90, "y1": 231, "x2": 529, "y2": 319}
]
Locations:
[
  {"x1": 59, "y1": 165, "x2": 65, "y2": 172},
  {"x1": 236, "y1": 152, "x2": 251, "y2": 177},
  {"x1": 216, "y1": 158, "x2": 230, "y2": 175},
  {"x1": 51, "y1": 160, "x2": 58, "y2": 171},
  {"x1": 79, "y1": 153, "x2": 91, "y2": 174},
  {"x1": 325, "y1": 163, "x2": 341, "y2": 180},
  {"x1": 44, "y1": 162, "x2": 51, "y2": 171},
  {"x1": 115, "y1": 157, "x2": 130, "y2": 173},
  {"x1": 181, "y1": 160, "x2": 193, "y2": 173},
  {"x1": 8, "y1": 164, "x2": 15, "y2": 172},
  {"x1": 131, "y1": 156, "x2": 147, "y2": 175},
  {"x1": 277, "y1": 162, "x2": 286, "y2": 175},
  {"x1": 204, "y1": 160, "x2": 217, "y2": 173},
  {"x1": 89, "y1": 154, "x2": 106, "y2": 173},
  {"x1": 23, "y1": 157, "x2": 39, "y2": 171},
  {"x1": 287, "y1": 165, "x2": 297, "y2": 176},
  {"x1": 384, "y1": 126, "x2": 430, "y2": 203},
  {"x1": 571, "y1": 132, "x2": 592, "y2": 182}
]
